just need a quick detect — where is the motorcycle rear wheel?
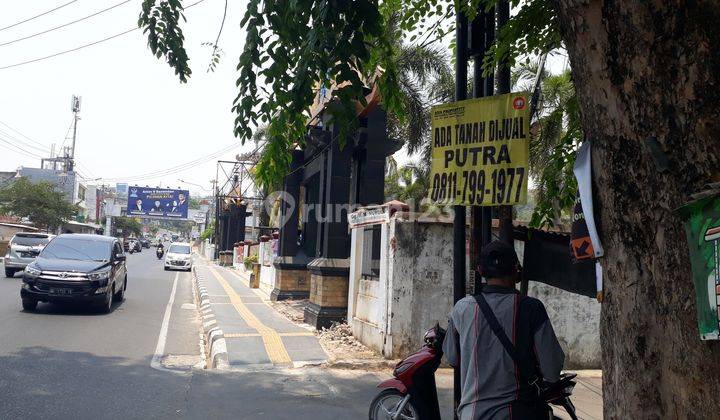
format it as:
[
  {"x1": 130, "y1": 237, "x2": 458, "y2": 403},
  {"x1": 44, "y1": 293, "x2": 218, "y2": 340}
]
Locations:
[{"x1": 368, "y1": 389, "x2": 418, "y2": 420}]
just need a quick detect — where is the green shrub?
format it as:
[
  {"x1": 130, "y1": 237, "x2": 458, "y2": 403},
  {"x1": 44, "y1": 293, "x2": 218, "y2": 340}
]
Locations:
[{"x1": 244, "y1": 254, "x2": 258, "y2": 270}]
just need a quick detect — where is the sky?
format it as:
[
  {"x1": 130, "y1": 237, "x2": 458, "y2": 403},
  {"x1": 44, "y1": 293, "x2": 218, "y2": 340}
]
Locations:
[
  {"x1": 0, "y1": 1, "x2": 568, "y2": 200},
  {"x1": 0, "y1": 0, "x2": 251, "y2": 198}
]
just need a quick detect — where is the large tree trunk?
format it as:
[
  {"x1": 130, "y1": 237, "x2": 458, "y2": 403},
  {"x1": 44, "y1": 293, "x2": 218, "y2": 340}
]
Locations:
[{"x1": 555, "y1": 1, "x2": 720, "y2": 418}]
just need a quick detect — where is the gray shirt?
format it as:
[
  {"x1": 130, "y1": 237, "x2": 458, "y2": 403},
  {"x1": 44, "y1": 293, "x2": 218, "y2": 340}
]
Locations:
[{"x1": 443, "y1": 285, "x2": 564, "y2": 420}]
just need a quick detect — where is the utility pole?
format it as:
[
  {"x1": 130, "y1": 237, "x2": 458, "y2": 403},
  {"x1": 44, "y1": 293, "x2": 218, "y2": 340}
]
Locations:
[
  {"x1": 454, "y1": 2, "x2": 512, "y2": 418},
  {"x1": 496, "y1": 1, "x2": 513, "y2": 245},
  {"x1": 469, "y1": 5, "x2": 494, "y2": 292},
  {"x1": 452, "y1": 9, "x2": 468, "y2": 420},
  {"x1": 211, "y1": 176, "x2": 219, "y2": 260},
  {"x1": 68, "y1": 95, "x2": 81, "y2": 172}
]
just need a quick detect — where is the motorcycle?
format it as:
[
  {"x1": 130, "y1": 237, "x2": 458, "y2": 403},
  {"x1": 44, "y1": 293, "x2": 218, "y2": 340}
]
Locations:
[
  {"x1": 369, "y1": 324, "x2": 444, "y2": 420},
  {"x1": 156, "y1": 247, "x2": 164, "y2": 260},
  {"x1": 540, "y1": 373, "x2": 579, "y2": 420},
  {"x1": 368, "y1": 324, "x2": 579, "y2": 420}
]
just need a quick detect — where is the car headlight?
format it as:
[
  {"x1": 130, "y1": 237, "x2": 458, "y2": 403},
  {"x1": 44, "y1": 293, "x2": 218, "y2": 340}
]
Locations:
[
  {"x1": 24, "y1": 265, "x2": 41, "y2": 276},
  {"x1": 88, "y1": 268, "x2": 111, "y2": 281}
]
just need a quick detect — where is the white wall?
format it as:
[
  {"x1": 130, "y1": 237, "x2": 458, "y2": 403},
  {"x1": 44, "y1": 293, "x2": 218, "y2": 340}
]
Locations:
[
  {"x1": 258, "y1": 239, "x2": 277, "y2": 291},
  {"x1": 527, "y1": 282, "x2": 601, "y2": 368},
  {"x1": 347, "y1": 214, "x2": 601, "y2": 367},
  {"x1": 348, "y1": 216, "x2": 455, "y2": 358}
]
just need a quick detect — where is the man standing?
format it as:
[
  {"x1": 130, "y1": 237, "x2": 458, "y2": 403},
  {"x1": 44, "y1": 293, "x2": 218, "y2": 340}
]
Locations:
[{"x1": 443, "y1": 240, "x2": 564, "y2": 419}]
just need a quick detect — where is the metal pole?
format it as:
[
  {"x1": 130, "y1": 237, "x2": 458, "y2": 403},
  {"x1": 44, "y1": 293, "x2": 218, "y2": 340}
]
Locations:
[
  {"x1": 470, "y1": 8, "x2": 486, "y2": 294},
  {"x1": 453, "y1": 9, "x2": 468, "y2": 420},
  {"x1": 496, "y1": 0, "x2": 514, "y2": 246},
  {"x1": 213, "y1": 165, "x2": 220, "y2": 260},
  {"x1": 481, "y1": 4, "x2": 495, "y2": 249},
  {"x1": 69, "y1": 112, "x2": 78, "y2": 172}
]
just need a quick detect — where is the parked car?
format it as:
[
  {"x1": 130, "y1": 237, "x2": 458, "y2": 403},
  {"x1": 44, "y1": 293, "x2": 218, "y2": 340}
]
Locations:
[
  {"x1": 4, "y1": 232, "x2": 54, "y2": 278},
  {"x1": 164, "y1": 242, "x2": 192, "y2": 271},
  {"x1": 21, "y1": 234, "x2": 127, "y2": 313}
]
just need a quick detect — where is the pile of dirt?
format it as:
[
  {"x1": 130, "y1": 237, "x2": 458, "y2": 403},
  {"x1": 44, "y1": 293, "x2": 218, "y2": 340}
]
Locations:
[
  {"x1": 270, "y1": 299, "x2": 306, "y2": 323},
  {"x1": 318, "y1": 322, "x2": 381, "y2": 362}
]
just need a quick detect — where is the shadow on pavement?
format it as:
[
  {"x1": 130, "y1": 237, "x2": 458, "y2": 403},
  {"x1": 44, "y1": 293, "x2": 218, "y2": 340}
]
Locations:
[
  {"x1": 0, "y1": 346, "x2": 455, "y2": 419},
  {"x1": 20, "y1": 300, "x2": 124, "y2": 316}
]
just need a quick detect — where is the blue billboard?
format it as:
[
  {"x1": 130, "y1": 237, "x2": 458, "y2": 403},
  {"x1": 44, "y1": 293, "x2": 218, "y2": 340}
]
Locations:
[{"x1": 127, "y1": 186, "x2": 189, "y2": 219}]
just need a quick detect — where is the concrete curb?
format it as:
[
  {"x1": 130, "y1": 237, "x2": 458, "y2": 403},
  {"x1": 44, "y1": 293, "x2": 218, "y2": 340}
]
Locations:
[{"x1": 192, "y1": 265, "x2": 229, "y2": 369}]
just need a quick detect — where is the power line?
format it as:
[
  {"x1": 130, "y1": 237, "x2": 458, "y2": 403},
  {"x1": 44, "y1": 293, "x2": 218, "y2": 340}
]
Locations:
[
  {"x1": 0, "y1": 119, "x2": 50, "y2": 149},
  {"x1": 0, "y1": 0, "x2": 133, "y2": 48},
  {"x1": 0, "y1": 0, "x2": 80, "y2": 33},
  {"x1": 77, "y1": 162, "x2": 97, "y2": 178},
  {"x1": 0, "y1": 133, "x2": 44, "y2": 160},
  {"x1": 0, "y1": 0, "x2": 208, "y2": 71},
  {"x1": 0, "y1": 27, "x2": 136, "y2": 70},
  {"x1": 99, "y1": 141, "x2": 239, "y2": 182},
  {"x1": 0, "y1": 131, "x2": 44, "y2": 157},
  {"x1": 0, "y1": 127, "x2": 49, "y2": 154}
]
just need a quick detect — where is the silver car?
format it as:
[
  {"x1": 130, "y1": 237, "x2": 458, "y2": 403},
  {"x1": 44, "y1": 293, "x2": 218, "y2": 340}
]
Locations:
[{"x1": 4, "y1": 232, "x2": 54, "y2": 277}]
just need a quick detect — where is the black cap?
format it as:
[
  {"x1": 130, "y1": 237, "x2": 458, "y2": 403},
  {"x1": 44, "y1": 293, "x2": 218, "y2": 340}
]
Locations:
[{"x1": 479, "y1": 240, "x2": 519, "y2": 278}]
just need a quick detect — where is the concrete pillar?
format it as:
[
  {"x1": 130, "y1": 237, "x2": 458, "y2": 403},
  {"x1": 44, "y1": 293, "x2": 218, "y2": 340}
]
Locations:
[
  {"x1": 272, "y1": 150, "x2": 312, "y2": 301},
  {"x1": 346, "y1": 227, "x2": 364, "y2": 328},
  {"x1": 304, "y1": 126, "x2": 353, "y2": 329}
]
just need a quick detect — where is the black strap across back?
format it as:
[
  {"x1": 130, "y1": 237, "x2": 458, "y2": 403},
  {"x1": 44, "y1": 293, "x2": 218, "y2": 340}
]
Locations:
[{"x1": 472, "y1": 293, "x2": 541, "y2": 394}]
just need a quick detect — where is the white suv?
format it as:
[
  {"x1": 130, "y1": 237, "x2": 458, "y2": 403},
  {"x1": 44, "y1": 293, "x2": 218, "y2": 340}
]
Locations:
[
  {"x1": 164, "y1": 242, "x2": 192, "y2": 271},
  {"x1": 4, "y1": 232, "x2": 54, "y2": 277}
]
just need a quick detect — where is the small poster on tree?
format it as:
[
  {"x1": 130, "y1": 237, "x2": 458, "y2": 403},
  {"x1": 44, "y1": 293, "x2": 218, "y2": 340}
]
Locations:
[{"x1": 677, "y1": 190, "x2": 720, "y2": 340}]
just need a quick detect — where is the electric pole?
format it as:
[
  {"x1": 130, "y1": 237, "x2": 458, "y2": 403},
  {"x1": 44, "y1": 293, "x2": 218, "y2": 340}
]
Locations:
[{"x1": 68, "y1": 95, "x2": 81, "y2": 172}]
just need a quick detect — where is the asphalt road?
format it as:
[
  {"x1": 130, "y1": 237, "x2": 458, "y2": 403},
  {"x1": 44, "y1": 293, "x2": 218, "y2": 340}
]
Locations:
[{"x1": 0, "y1": 249, "x2": 415, "y2": 419}]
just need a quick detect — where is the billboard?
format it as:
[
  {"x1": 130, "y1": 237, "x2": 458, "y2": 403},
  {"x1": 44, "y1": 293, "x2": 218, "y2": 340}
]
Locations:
[
  {"x1": 427, "y1": 92, "x2": 529, "y2": 206},
  {"x1": 127, "y1": 186, "x2": 189, "y2": 219},
  {"x1": 116, "y1": 183, "x2": 128, "y2": 196}
]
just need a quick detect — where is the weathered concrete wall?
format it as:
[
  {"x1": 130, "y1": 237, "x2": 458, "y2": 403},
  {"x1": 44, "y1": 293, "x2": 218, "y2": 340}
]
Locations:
[
  {"x1": 349, "y1": 214, "x2": 600, "y2": 366},
  {"x1": 389, "y1": 220, "x2": 454, "y2": 357},
  {"x1": 260, "y1": 264, "x2": 276, "y2": 291},
  {"x1": 527, "y1": 281, "x2": 601, "y2": 369}
]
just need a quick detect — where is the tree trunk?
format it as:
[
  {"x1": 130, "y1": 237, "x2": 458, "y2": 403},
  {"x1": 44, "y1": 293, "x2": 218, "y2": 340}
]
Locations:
[{"x1": 555, "y1": 1, "x2": 720, "y2": 418}]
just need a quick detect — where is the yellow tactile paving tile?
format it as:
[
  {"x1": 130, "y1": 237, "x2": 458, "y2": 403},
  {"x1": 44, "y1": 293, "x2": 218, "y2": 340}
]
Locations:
[{"x1": 207, "y1": 266, "x2": 292, "y2": 365}]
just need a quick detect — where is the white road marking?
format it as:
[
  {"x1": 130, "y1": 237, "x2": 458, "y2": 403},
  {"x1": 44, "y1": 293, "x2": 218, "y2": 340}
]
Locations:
[{"x1": 150, "y1": 272, "x2": 184, "y2": 374}]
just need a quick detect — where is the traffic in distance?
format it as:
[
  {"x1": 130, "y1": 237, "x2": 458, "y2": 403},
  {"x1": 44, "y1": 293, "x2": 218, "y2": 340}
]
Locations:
[{"x1": 3, "y1": 231, "x2": 191, "y2": 314}]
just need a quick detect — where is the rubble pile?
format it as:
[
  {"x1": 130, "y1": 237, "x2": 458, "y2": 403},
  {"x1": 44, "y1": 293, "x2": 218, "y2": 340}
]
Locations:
[
  {"x1": 270, "y1": 299, "x2": 306, "y2": 323},
  {"x1": 318, "y1": 322, "x2": 377, "y2": 360}
]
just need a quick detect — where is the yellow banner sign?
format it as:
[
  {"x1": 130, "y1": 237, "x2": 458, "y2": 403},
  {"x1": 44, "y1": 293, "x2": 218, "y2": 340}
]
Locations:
[{"x1": 428, "y1": 92, "x2": 530, "y2": 206}]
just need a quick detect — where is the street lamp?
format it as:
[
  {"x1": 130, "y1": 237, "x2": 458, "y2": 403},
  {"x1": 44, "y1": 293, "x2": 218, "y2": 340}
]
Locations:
[{"x1": 178, "y1": 179, "x2": 211, "y2": 192}]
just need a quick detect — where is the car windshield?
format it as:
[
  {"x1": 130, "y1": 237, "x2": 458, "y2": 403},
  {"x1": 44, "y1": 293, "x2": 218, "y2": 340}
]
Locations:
[
  {"x1": 168, "y1": 245, "x2": 191, "y2": 254},
  {"x1": 41, "y1": 237, "x2": 111, "y2": 262},
  {"x1": 11, "y1": 235, "x2": 50, "y2": 246}
]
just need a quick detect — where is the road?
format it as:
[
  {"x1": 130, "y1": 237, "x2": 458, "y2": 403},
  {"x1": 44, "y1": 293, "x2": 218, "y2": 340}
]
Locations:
[{"x1": 0, "y1": 249, "x2": 404, "y2": 419}]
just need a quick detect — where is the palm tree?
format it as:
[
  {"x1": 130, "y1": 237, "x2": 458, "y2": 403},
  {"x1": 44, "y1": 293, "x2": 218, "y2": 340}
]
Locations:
[
  {"x1": 513, "y1": 60, "x2": 582, "y2": 227},
  {"x1": 384, "y1": 16, "x2": 453, "y2": 158},
  {"x1": 385, "y1": 158, "x2": 431, "y2": 207}
]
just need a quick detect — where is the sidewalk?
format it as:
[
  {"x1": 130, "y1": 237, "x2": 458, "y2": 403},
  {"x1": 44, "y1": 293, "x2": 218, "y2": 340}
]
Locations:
[
  {"x1": 193, "y1": 259, "x2": 603, "y2": 418},
  {"x1": 193, "y1": 260, "x2": 327, "y2": 370}
]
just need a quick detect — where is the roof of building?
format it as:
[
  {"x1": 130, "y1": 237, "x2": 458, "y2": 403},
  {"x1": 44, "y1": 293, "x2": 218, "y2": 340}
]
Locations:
[{"x1": 0, "y1": 222, "x2": 39, "y2": 231}]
